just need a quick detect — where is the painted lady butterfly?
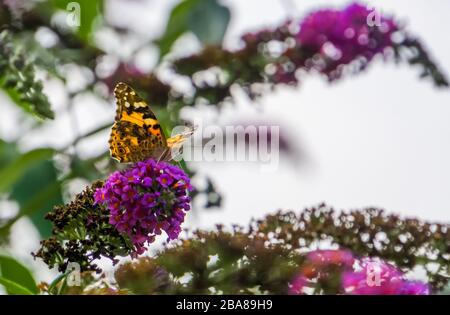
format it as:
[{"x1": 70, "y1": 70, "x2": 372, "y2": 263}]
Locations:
[{"x1": 109, "y1": 82, "x2": 194, "y2": 163}]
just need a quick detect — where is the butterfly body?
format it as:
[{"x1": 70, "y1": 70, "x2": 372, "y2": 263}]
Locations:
[{"x1": 109, "y1": 82, "x2": 193, "y2": 163}]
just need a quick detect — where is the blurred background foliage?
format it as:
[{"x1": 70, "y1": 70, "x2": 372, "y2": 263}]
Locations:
[
  {"x1": 0, "y1": 0, "x2": 235, "y2": 293},
  {"x1": 0, "y1": 0, "x2": 448, "y2": 294},
  {"x1": 0, "y1": 0, "x2": 230, "y2": 248},
  {"x1": 38, "y1": 205, "x2": 450, "y2": 294}
]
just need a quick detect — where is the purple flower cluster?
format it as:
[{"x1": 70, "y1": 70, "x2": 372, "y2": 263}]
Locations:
[
  {"x1": 297, "y1": 3, "x2": 399, "y2": 76},
  {"x1": 290, "y1": 250, "x2": 430, "y2": 295},
  {"x1": 342, "y1": 258, "x2": 430, "y2": 295},
  {"x1": 94, "y1": 159, "x2": 192, "y2": 255},
  {"x1": 289, "y1": 249, "x2": 355, "y2": 294}
]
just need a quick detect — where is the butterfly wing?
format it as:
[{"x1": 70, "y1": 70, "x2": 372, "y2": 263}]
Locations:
[
  {"x1": 109, "y1": 82, "x2": 168, "y2": 163},
  {"x1": 165, "y1": 126, "x2": 196, "y2": 162},
  {"x1": 167, "y1": 126, "x2": 196, "y2": 148}
]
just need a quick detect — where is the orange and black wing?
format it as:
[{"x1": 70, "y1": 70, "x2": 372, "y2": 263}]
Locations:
[{"x1": 109, "y1": 82, "x2": 168, "y2": 163}]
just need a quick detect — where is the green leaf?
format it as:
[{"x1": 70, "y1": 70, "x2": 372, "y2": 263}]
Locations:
[
  {"x1": 0, "y1": 146, "x2": 59, "y2": 239},
  {"x1": 0, "y1": 255, "x2": 38, "y2": 295},
  {"x1": 0, "y1": 277, "x2": 34, "y2": 295},
  {"x1": 10, "y1": 160, "x2": 63, "y2": 238},
  {"x1": 50, "y1": 0, "x2": 104, "y2": 42},
  {"x1": 1, "y1": 83, "x2": 55, "y2": 121},
  {"x1": 47, "y1": 271, "x2": 71, "y2": 295},
  {"x1": 187, "y1": 0, "x2": 230, "y2": 45},
  {"x1": 156, "y1": 0, "x2": 230, "y2": 59},
  {"x1": 0, "y1": 148, "x2": 55, "y2": 194},
  {"x1": 0, "y1": 139, "x2": 19, "y2": 167},
  {"x1": 0, "y1": 31, "x2": 55, "y2": 120}
]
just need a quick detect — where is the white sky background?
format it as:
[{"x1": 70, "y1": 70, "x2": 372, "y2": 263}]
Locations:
[
  {"x1": 192, "y1": 0, "x2": 450, "y2": 225},
  {"x1": 1, "y1": 0, "x2": 450, "y2": 282}
]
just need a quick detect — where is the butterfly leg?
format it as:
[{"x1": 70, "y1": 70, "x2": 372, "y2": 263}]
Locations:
[
  {"x1": 156, "y1": 147, "x2": 171, "y2": 164},
  {"x1": 166, "y1": 144, "x2": 186, "y2": 164}
]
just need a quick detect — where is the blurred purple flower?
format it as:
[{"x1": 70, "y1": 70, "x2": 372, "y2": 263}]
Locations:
[
  {"x1": 289, "y1": 249, "x2": 356, "y2": 294},
  {"x1": 297, "y1": 3, "x2": 399, "y2": 76},
  {"x1": 94, "y1": 159, "x2": 192, "y2": 256},
  {"x1": 288, "y1": 274, "x2": 308, "y2": 295},
  {"x1": 290, "y1": 250, "x2": 430, "y2": 295},
  {"x1": 398, "y1": 281, "x2": 431, "y2": 295},
  {"x1": 223, "y1": 119, "x2": 307, "y2": 166},
  {"x1": 342, "y1": 259, "x2": 430, "y2": 295}
]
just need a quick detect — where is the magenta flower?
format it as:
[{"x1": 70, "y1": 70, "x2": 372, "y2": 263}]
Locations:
[
  {"x1": 289, "y1": 249, "x2": 356, "y2": 294},
  {"x1": 398, "y1": 281, "x2": 430, "y2": 295},
  {"x1": 342, "y1": 259, "x2": 430, "y2": 295},
  {"x1": 297, "y1": 3, "x2": 399, "y2": 77},
  {"x1": 157, "y1": 173, "x2": 174, "y2": 188},
  {"x1": 94, "y1": 159, "x2": 192, "y2": 256},
  {"x1": 289, "y1": 250, "x2": 430, "y2": 295},
  {"x1": 288, "y1": 274, "x2": 308, "y2": 295}
]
